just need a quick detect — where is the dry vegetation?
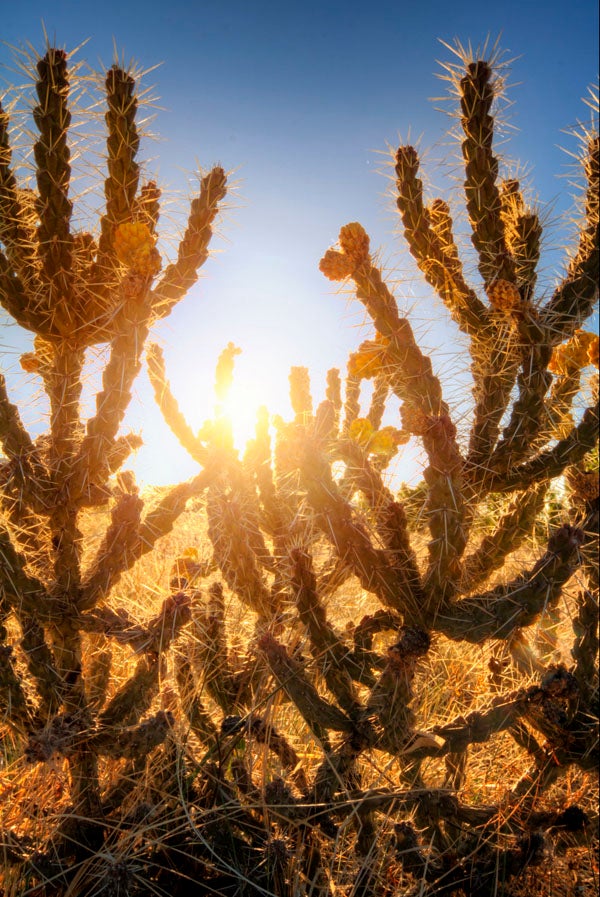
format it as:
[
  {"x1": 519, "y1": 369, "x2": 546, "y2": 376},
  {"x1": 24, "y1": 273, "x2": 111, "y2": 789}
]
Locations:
[{"x1": 0, "y1": 38, "x2": 598, "y2": 897}]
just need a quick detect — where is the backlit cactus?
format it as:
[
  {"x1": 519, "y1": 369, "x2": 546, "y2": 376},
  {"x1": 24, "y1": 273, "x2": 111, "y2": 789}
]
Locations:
[
  {"x1": 145, "y1": 45, "x2": 597, "y2": 896},
  {"x1": 0, "y1": 42, "x2": 227, "y2": 892},
  {"x1": 1, "y1": 39, "x2": 598, "y2": 897}
]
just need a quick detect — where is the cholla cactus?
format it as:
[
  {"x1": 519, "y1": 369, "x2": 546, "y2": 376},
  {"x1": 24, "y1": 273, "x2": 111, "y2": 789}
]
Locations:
[
  {"x1": 149, "y1": 46, "x2": 598, "y2": 897},
  {"x1": 0, "y1": 43, "x2": 226, "y2": 891},
  {"x1": 1, "y1": 40, "x2": 598, "y2": 897}
]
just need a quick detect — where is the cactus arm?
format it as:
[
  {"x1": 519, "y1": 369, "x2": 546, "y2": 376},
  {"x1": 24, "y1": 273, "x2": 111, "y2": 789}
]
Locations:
[
  {"x1": 258, "y1": 632, "x2": 354, "y2": 736},
  {"x1": 337, "y1": 439, "x2": 424, "y2": 610},
  {"x1": 486, "y1": 339, "x2": 553, "y2": 475},
  {"x1": 0, "y1": 372, "x2": 46, "y2": 486},
  {"x1": 315, "y1": 555, "x2": 355, "y2": 601},
  {"x1": 95, "y1": 66, "x2": 140, "y2": 274},
  {"x1": 326, "y1": 367, "x2": 342, "y2": 428},
  {"x1": 459, "y1": 484, "x2": 548, "y2": 592},
  {"x1": 0, "y1": 102, "x2": 42, "y2": 296},
  {"x1": 342, "y1": 370, "x2": 361, "y2": 433},
  {"x1": 0, "y1": 525, "x2": 51, "y2": 618},
  {"x1": 175, "y1": 654, "x2": 219, "y2": 742},
  {"x1": 339, "y1": 250, "x2": 467, "y2": 607},
  {"x1": 78, "y1": 491, "x2": 144, "y2": 611},
  {"x1": 490, "y1": 325, "x2": 598, "y2": 481},
  {"x1": 299, "y1": 440, "x2": 412, "y2": 615},
  {"x1": 0, "y1": 489, "x2": 48, "y2": 571},
  {"x1": 434, "y1": 693, "x2": 537, "y2": 754},
  {"x1": 73, "y1": 309, "x2": 150, "y2": 494},
  {"x1": 291, "y1": 549, "x2": 362, "y2": 713},
  {"x1": 542, "y1": 135, "x2": 599, "y2": 338},
  {"x1": 366, "y1": 627, "x2": 430, "y2": 755},
  {"x1": 13, "y1": 610, "x2": 62, "y2": 720},
  {"x1": 206, "y1": 483, "x2": 278, "y2": 621},
  {"x1": 395, "y1": 146, "x2": 486, "y2": 334},
  {"x1": 134, "y1": 469, "x2": 213, "y2": 556},
  {"x1": 542, "y1": 367, "x2": 585, "y2": 441},
  {"x1": 105, "y1": 432, "x2": 144, "y2": 479},
  {"x1": 225, "y1": 461, "x2": 278, "y2": 572},
  {"x1": 0, "y1": 250, "x2": 37, "y2": 331},
  {"x1": 437, "y1": 523, "x2": 586, "y2": 642},
  {"x1": 351, "y1": 259, "x2": 447, "y2": 415},
  {"x1": 89, "y1": 471, "x2": 213, "y2": 587},
  {"x1": 245, "y1": 407, "x2": 288, "y2": 540},
  {"x1": 366, "y1": 373, "x2": 388, "y2": 431},
  {"x1": 79, "y1": 605, "x2": 151, "y2": 652},
  {"x1": 98, "y1": 655, "x2": 161, "y2": 729},
  {"x1": 84, "y1": 635, "x2": 112, "y2": 712},
  {"x1": 420, "y1": 416, "x2": 466, "y2": 608},
  {"x1": 80, "y1": 474, "x2": 213, "y2": 613},
  {"x1": 45, "y1": 344, "x2": 85, "y2": 597},
  {"x1": 186, "y1": 581, "x2": 241, "y2": 714},
  {"x1": 454, "y1": 60, "x2": 536, "y2": 472},
  {"x1": 486, "y1": 401, "x2": 598, "y2": 494},
  {"x1": 134, "y1": 180, "x2": 161, "y2": 232},
  {"x1": 0, "y1": 644, "x2": 34, "y2": 734},
  {"x1": 32, "y1": 49, "x2": 74, "y2": 311},
  {"x1": 466, "y1": 337, "x2": 521, "y2": 475},
  {"x1": 82, "y1": 594, "x2": 193, "y2": 657},
  {"x1": 571, "y1": 588, "x2": 598, "y2": 704},
  {"x1": 150, "y1": 166, "x2": 227, "y2": 319},
  {"x1": 146, "y1": 342, "x2": 208, "y2": 463},
  {"x1": 459, "y1": 61, "x2": 515, "y2": 287},
  {"x1": 91, "y1": 600, "x2": 186, "y2": 725},
  {"x1": 499, "y1": 180, "x2": 542, "y2": 301},
  {"x1": 91, "y1": 710, "x2": 173, "y2": 761},
  {"x1": 245, "y1": 716, "x2": 309, "y2": 791},
  {"x1": 289, "y1": 366, "x2": 314, "y2": 422}
]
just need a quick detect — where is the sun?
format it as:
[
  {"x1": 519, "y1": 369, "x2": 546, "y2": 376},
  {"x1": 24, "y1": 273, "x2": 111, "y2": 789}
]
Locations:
[
  {"x1": 219, "y1": 380, "x2": 267, "y2": 452},
  {"x1": 215, "y1": 365, "x2": 292, "y2": 454}
]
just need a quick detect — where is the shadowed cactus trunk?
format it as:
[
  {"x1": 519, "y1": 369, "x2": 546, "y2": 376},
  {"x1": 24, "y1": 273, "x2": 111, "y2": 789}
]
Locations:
[{"x1": 1, "y1": 39, "x2": 598, "y2": 897}]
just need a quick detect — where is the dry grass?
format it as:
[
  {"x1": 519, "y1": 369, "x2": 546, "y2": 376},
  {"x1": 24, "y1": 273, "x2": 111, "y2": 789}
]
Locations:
[{"x1": 4, "y1": 502, "x2": 595, "y2": 896}]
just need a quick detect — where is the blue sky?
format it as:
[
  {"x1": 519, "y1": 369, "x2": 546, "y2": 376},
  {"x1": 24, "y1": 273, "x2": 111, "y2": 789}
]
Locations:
[{"x1": 1, "y1": 1, "x2": 598, "y2": 485}]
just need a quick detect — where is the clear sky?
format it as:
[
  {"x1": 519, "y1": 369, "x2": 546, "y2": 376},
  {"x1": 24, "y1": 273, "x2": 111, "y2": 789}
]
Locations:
[{"x1": 1, "y1": 0, "x2": 598, "y2": 486}]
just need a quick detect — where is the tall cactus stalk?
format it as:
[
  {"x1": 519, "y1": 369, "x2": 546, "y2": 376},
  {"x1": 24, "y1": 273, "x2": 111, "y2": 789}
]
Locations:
[{"x1": 0, "y1": 43, "x2": 227, "y2": 890}]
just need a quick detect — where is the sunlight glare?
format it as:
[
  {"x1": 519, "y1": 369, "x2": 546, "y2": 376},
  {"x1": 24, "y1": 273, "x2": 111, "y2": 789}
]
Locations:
[{"x1": 218, "y1": 371, "x2": 289, "y2": 454}]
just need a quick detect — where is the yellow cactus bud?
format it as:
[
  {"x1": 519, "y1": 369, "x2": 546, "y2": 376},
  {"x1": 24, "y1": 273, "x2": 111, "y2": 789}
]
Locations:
[
  {"x1": 349, "y1": 418, "x2": 374, "y2": 446},
  {"x1": 319, "y1": 249, "x2": 355, "y2": 281},
  {"x1": 20, "y1": 352, "x2": 41, "y2": 373},
  {"x1": 570, "y1": 331, "x2": 595, "y2": 366},
  {"x1": 20, "y1": 337, "x2": 54, "y2": 374},
  {"x1": 486, "y1": 279, "x2": 521, "y2": 313},
  {"x1": 339, "y1": 222, "x2": 370, "y2": 266},
  {"x1": 348, "y1": 333, "x2": 390, "y2": 379},
  {"x1": 114, "y1": 220, "x2": 161, "y2": 276},
  {"x1": 549, "y1": 330, "x2": 596, "y2": 375},
  {"x1": 369, "y1": 426, "x2": 398, "y2": 455}
]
